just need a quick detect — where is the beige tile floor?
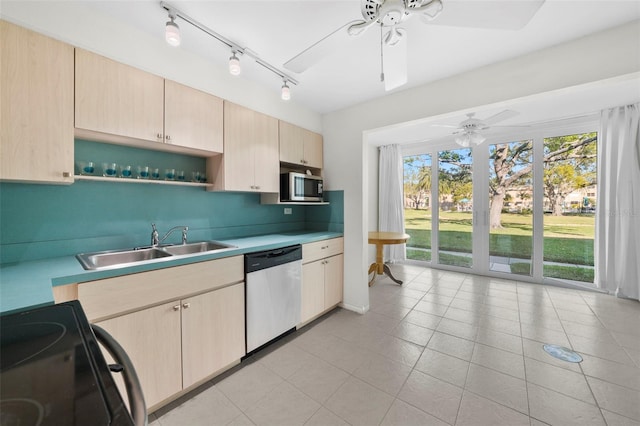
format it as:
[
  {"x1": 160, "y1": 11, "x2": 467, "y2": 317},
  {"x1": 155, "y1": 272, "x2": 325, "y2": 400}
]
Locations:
[{"x1": 149, "y1": 265, "x2": 640, "y2": 426}]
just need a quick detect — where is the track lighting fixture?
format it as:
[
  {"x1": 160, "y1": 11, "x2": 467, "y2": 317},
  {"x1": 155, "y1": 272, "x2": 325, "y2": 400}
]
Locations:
[
  {"x1": 165, "y1": 11, "x2": 181, "y2": 47},
  {"x1": 229, "y1": 51, "x2": 241, "y2": 76},
  {"x1": 160, "y1": 1, "x2": 298, "y2": 100},
  {"x1": 281, "y1": 81, "x2": 291, "y2": 101}
]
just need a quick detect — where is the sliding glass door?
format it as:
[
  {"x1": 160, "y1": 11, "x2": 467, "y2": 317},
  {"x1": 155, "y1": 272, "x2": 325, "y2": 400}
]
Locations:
[
  {"x1": 488, "y1": 140, "x2": 533, "y2": 276},
  {"x1": 437, "y1": 148, "x2": 473, "y2": 268},
  {"x1": 542, "y1": 132, "x2": 597, "y2": 283},
  {"x1": 403, "y1": 154, "x2": 433, "y2": 261},
  {"x1": 402, "y1": 120, "x2": 598, "y2": 287}
]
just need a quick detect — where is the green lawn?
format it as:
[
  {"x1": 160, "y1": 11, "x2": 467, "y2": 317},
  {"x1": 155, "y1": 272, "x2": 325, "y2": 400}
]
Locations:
[{"x1": 404, "y1": 208, "x2": 595, "y2": 281}]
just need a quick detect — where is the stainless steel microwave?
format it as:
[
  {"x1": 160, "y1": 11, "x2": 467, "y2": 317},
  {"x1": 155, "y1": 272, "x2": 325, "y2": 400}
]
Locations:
[{"x1": 280, "y1": 172, "x2": 323, "y2": 202}]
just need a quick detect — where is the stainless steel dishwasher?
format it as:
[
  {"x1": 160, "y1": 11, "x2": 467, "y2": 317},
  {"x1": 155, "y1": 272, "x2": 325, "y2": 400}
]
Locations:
[{"x1": 245, "y1": 245, "x2": 302, "y2": 354}]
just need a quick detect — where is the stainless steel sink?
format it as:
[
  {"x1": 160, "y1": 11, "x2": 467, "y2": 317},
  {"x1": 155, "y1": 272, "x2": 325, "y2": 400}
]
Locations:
[
  {"x1": 76, "y1": 241, "x2": 237, "y2": 270},
  {"x1": 161, "y1": 241, "x2": 235, "y2": 256},
  {"x1": 76, "y1": 248, "x2": 172, "y2": 270}
]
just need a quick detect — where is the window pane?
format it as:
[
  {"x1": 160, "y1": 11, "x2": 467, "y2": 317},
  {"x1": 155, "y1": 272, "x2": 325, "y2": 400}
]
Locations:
[
  {"x1": 404, "y1": 154, "x2": 432, "y2": 262},
  {"x1": 543, "y1": 133, "x2": 597, "y2": 283},
  {"x1": 438, "y1": 148, "x2": 473, "y2": 267},
  {"x1": 488, "y1": 140, "x2": 533, "y2": 275}
]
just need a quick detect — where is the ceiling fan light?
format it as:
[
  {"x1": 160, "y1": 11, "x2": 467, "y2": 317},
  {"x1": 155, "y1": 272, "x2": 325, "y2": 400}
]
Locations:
[
  {"x1": 281, "y1": 81, "x2": 291, "y2": 101},
  {"x1": 165, "y1": 18, "x2": 181, "y2": 47},
  {"x1": 455, "y1": 133, "x2": 471, "y2": 147},
  {"x1": 229, "y1": 52, "x2": 241, "y2": 76},
  {"x1": 470, "y1": 131, "x2": 486, "y2": 145}
]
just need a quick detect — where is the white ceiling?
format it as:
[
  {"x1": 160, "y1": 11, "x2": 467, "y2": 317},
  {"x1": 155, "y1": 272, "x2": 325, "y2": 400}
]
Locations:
[{"x1": 87, "y1": 0, "x2": 640, "y2": 116}]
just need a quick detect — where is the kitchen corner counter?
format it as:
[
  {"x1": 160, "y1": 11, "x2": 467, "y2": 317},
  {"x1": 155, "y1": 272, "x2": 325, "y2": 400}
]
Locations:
[{"x1": 0, "y1": 231, "x2": 342, "y2": 314}]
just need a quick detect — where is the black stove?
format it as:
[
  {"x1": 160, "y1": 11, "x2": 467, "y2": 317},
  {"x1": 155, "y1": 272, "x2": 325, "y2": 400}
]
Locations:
[{"x1": 0, "y1": 301, "x2": 135, "y2": 426}]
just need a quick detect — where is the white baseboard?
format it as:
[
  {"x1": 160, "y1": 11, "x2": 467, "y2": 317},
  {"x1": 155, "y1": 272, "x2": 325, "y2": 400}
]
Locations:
[{"x1": 339, "y1": 302, "x2": 370, "y2": 315}]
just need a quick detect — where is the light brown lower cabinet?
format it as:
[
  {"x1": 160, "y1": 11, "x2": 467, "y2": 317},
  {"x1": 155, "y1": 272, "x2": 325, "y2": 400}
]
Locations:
[
  {"x1": 300, "y1": 238, "x2": 344, "y2": 325},
  {"x1": 181, "y1": 283, "x2": 245, "y2": 389},
  {"x1": 96, "y1": 282, "x2": 245, "y2": 409},
  {"x1": 96, "y1": 301, "x2": 183, "y2": 408}
]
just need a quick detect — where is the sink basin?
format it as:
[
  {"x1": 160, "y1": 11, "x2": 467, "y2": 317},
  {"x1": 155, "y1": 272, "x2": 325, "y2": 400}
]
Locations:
[
  {"x1": 160, "y1": 241, "x2": 235, "y2": 256},
  {"x1": 76, "y1": 241, "x2": 236, "y2": 270},
  {"x1": 76, "y1": 248, "x2": 172, "y2": 270}
]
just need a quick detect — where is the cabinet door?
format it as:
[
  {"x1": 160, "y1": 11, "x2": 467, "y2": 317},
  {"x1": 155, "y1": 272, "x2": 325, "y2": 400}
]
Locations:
[
  {"x1": 303, "y1": 130, "x2": 324, "y2": 170},
  {"x1": 279, "y1": 121, "x2": 305, "y2": 166},
  {"x1": 1, "y1": 21, "x2": 74, "y2": 183},
  {"x1": 75, "y1": 49, "x2": 164, "y2": 143},
  {"x1": 181, "y1": 283, "x2": 245, "y2": 388},
  {"x1": 96, "y1": 301, "x2": 182, "y2": 409},
  {"x1": 223, "y1": 102, "x2": 258, "y2": 191},
  {"x1": 164, "y1": 80, "x2": 223, "y2": 153},
  {"x1": 324, "y1": 254, "x2": 344, "y2": 309},
  {"x1": 252, "y1": 110, "x2": 280, "y2": 192},
  {"x1": 301, "y1": 261, "x2": 325, "y2": 324}
]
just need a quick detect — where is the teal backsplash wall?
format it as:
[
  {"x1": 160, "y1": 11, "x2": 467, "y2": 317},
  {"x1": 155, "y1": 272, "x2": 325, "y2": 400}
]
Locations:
[
  {"x1": 0, "y1": 139, "x2": 342, "y2": 264},
  {"x1": 0, "y1": 178, "x2": 344, "y2": 264},
  {"x1": 306, "y1": 190, "x2": 344, "y2": 233}
]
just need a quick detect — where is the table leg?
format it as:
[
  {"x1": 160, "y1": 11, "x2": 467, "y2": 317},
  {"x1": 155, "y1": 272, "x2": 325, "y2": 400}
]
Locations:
[
  {"x1": 383, "y1": 264, "x2": 403, "y2": 285},
  {"x1": 368, "y1": 262, "x2": 379, "y2": 286},
  {"x1": 375, "y1": 243, "x2": 384, "y2": 274}
]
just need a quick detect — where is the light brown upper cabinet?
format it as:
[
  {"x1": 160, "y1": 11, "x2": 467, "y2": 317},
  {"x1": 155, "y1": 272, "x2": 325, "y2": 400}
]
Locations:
[
  {"x1": 75, "y1": 50, "x2": 223, "y2": 154},
  {"x1": 164, "y1": 80, "x2": 223, "y2": 153},
  {"x1": 279, "y1": 121, "x2": 323, "y2": 170},
  {"x1": 209, "y1": 102, "x2": 279, "y2": 192},
  {"x1": 0, "y1": 20, "x2": 74, "y2": 184},
  {"x1": 75, "y1": 49, "x2": 164, "y2": 145}
]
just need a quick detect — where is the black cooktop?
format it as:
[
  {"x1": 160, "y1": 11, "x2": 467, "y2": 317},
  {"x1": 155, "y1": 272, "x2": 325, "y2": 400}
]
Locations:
[{"x1": 0, "y1": 301, "x2": 134, "y2": 426}]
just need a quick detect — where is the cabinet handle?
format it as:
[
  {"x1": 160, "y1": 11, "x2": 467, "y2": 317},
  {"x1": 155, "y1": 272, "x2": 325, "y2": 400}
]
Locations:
[
  {"x1": 182, "y1": 302, "x2": 191, "y2": 309},
  {"x1": 173, "y1": 305, "x2": 181, "y2": 311},
  {"x1": 165, "y1": 135, "x2": 172, "y2": 143},
  {"x1": 256, "y1": 186, "x2": 260, "y2": 190},
  {"x1": 157, "y1": 133, "x2": 163, "y2": 139},
  {"x1": 62, "y1": 172, "x2": 71, "y2": 178}
]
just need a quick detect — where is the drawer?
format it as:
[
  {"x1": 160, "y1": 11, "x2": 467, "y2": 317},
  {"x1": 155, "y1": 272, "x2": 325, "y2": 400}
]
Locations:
[
  {"x1": 78, "y1": 255, "x2": 243, "y2": 322},
  {"x1": 302, "y1": 238, "x2": 344, "y2": 264}
]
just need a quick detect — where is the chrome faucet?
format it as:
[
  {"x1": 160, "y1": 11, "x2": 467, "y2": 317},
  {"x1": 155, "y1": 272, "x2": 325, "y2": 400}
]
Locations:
[{"x1": 151, "y1": 223, "x2": 188, "y2": 246}]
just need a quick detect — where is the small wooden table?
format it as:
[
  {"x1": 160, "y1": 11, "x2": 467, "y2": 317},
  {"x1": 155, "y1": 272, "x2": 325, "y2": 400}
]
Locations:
[{"x1": 368, "y1": 231, "x2": 410, "y2": 286}]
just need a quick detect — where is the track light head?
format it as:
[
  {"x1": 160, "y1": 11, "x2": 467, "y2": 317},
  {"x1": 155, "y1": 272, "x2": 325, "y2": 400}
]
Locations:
[
  {"x1": 229, "y1": 52, "x2": 241, "y2": 76},
  {"x1": 165, "y1": 13, "x2": 180, "y2": 47},
  {"x1": 281, "y1": 81, "x2": 291, "y2": 101}
]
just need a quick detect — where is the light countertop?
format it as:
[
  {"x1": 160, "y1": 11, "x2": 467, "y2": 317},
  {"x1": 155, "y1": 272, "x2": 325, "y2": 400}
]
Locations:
[{"x1": 0, "y1": 231, "x2": 342, "y2": 314}]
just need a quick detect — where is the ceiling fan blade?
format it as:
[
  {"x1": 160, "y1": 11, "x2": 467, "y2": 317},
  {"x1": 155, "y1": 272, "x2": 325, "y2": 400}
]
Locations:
[
  {"x1": 382, "y1": 29, "x2": 407, "y2": 91},
  {"x1": 483, "y1": 109, "x2": 520, "y2": 125},
  {"x1": 491, "y1": 124, "x2": 531, "y2": 129},
  {"x1": 430, "y1": 124, "x2": 460, "y2": 128},
  {"x1": 426, "y1": 0, "x2": 545, "y2": 30},
  {"x1": 284, "y1": 20, "x2": 364, "y2": 73},
  {"x1": 408, "y1": 0, "x2": 444, "y2": 21}
]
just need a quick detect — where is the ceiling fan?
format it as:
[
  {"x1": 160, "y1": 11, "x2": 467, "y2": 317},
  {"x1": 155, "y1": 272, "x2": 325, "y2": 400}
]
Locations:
[
  {"x1": 431, "y1": 109, "x2": 522, "y2": 147},
  {"x1": 283, "y1": 0, "x2": 545, "y2": 91}
]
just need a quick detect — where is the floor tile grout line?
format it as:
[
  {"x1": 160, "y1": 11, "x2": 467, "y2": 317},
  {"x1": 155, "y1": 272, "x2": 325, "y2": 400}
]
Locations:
[{"x1": 515, "y1": 279, "x2": 534, "y2": 423}]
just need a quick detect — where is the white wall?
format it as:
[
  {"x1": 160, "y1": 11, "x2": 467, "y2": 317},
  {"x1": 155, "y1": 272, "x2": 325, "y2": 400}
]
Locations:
[
  {"x1": 323, "y1": 20, "x2": 640, "y2": 313},
  {"x1": 0, "y1": 1, "x2": 322, "y2": 133}
]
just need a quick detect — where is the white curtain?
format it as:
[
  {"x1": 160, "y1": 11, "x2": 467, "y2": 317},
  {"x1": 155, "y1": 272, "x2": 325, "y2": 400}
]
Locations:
[
  {"x1": 379, "y1": 144, "x2": 406, "y2": 262},
  {"x1": 595, "y1": 103, "x2": 640, "y2": 300}
]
